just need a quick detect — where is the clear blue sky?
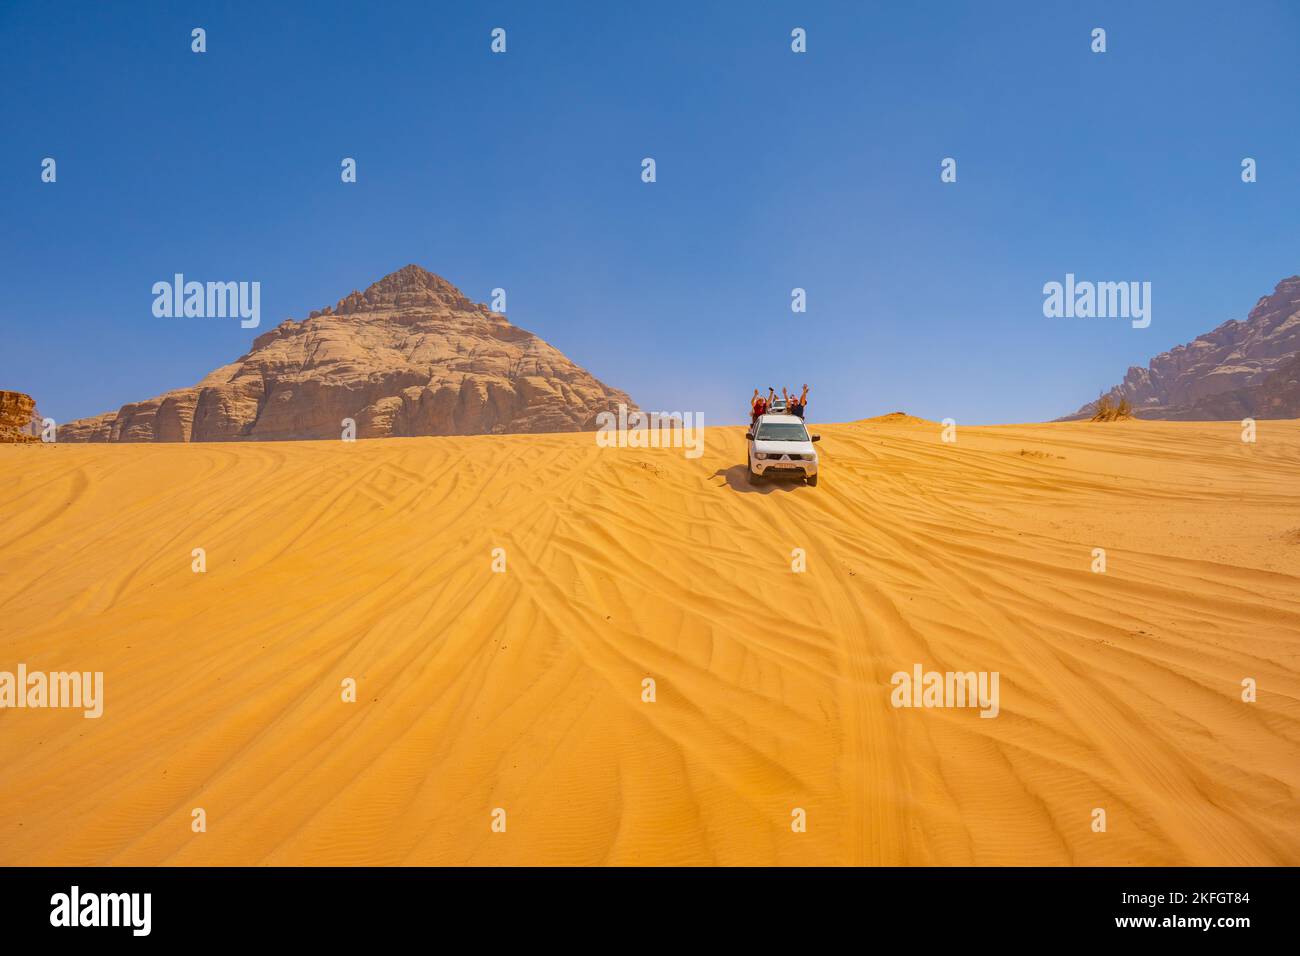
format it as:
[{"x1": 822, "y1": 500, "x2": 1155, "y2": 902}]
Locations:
[{"x1": 2, "y1": 0, "x2": 1298, "y2": 426}]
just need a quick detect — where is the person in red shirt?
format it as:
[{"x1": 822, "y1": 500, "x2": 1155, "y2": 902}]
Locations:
[{"x1": 750, "y1": 388, "x2": 768, "y2": 424}]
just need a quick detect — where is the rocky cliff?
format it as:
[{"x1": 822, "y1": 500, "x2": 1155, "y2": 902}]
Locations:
[
  {"x1": 1063, "y1": 275, "x2": 1300, "y2": 420},
  {"x1": 60, "y1": 265, "x2": 637, "y2": 442},
  {"x1": 0, "y1": 391, "x2": 41, "y2": 443}
]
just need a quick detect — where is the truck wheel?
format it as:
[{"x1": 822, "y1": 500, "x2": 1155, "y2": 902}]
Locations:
[
  {"x1": 748, "y1": 468, "x2": 761, "y2": 485},
  {"x1": 807, "y1": 474, "x2": 818, "y2": 487}
]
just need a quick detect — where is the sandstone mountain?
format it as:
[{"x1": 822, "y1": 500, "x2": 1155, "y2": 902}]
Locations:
[
  {"x1": 60, "y1": 266, "x2": 636, "y2": 442},
  {"x1": 1063, "y1": 275, "x2": 1300, "y2": 420},
  {"x1": 0, "y1": 391, "x2": 41, "y2": 443}
]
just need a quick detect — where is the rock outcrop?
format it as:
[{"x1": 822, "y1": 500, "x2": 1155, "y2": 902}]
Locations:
[
  {"x1": 60, "y1": 265, "x2": 637, "y2": 442},
  {"x1": 1063, "y1": 275, "x2": 1300, "y2": 420},
  {"x1": 0, "y1": 391, "x2": 41, "y2": 443}
]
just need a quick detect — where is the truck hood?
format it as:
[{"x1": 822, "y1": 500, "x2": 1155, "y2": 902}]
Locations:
[{"x1": 754, "y1": 440, "x2": 815, "y2": 457}]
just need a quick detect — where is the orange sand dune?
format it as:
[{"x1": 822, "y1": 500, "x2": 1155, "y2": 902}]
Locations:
[{"x1": 1, "y1": 418, "x2": 1298, "y2": 865}]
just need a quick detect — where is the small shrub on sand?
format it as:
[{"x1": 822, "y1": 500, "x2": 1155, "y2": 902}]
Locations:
[{"x1": 1091, "y1": 392, "x2": 1134, "y2": 422}]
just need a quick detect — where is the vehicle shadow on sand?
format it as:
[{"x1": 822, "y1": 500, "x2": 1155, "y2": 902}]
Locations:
[{"x1": 712, "y1": 465, "x2": 807, "y2": 494}]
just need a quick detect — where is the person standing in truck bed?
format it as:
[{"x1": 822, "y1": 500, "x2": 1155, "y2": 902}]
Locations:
[{"x1": 784, "y1": 384, "x2": 810, "y2": 419}]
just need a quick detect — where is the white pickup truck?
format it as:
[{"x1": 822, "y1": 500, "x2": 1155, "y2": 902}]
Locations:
[{"x1": 745, "y1": 413, "x2": 820, "y2": 486}]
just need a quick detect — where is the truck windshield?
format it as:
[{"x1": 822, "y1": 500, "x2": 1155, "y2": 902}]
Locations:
[{"x1": 755, "y1": 422, "x2": 809, "y2": 442}]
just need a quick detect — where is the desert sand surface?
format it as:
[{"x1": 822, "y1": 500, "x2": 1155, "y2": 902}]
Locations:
[{"x1": 1, "y1": 417, "x2": 1298, "y2": 866}]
